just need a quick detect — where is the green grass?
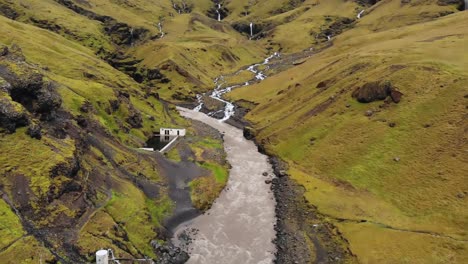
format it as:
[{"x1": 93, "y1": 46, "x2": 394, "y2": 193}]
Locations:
[
  {"x1": 0, "y1": 0, "x2": 466, "y2": 262},
  {"x1": 199, "y1": 162, "x2": 228, "y2": 183},
  {"x1": 0, "y1": 199, "x2": 25, "y2": 249},
  {"x1": 0, "y1": 236, "x2": 55, "y2": 264},
  {"x1": 194, "y1": 138, "x2": 223, "y2": 150},
  {"x1": 228, "y1": 7, "x2": 468, "y2": 264}
]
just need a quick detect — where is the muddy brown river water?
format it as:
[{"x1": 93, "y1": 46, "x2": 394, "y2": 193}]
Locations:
[{"x1": 173, "y1": 107, "x2": 277, "y2": 264}]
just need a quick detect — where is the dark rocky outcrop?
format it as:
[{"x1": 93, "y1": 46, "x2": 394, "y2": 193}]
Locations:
[
  {"x1": 30, "y1": 17, "x2": 63, "y2": 33},
  {"x1": 317, "y1": 17, "x2": 355, "y2": 41},
  {"x1": 355, "y1": 0, "x2": 382, "y2": 6},
  {"x1": 55, "y1": 0, "x2": 113, "y2": 23},
  {"x1": 170, "y1": 0, "x2": 193, "y2": 14},
  {"x1": 437, "y1": 0, "x2": 465, "y2": 10},
  {"x1": 352, "y1": 81, "x2": 403, "y2": 103},
  {"x1": 206, "y1": 1, "x2": 230, "y2": 21},
  {"x1": 27, "y1": 121, "x2": 42, "y2": 139},
  {"x1": 103, "y1": 21, "x2": 148, "y2": 46},
  {"x1": 151, "y1": 240, "x2": 190, "y2": 264},
  {"x1": 105, "y1": 52, "x2": 170, "y2": 84},
  {"x1": 271, "y1": 0, "x2": 306, "y2": 15},
  {"x1": 55, "y1": 0, "x2": 148, "y2": 46},
  {"x1": 0, "y1": 3, "x2": 20, "y2": 20},
  {"x1": 0, "y1": 96, "x2": 29, "y2": 133},
  {"x1": 126, "y1": 110, "x2": 143, "y2": 128},
  {"x1": 4, "y1": 72, "x2": 62, "y2": 120}
]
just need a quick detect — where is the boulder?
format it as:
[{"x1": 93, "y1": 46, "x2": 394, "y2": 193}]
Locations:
[
  {"x1": 390, "y1": 90, "x2": 403, "y2": 103},
  {"x1": 0, "y1": 97, "x2": 29, "y2": 133},
  {"x1": 352, "y1": 81, "x2": 392, "y2": 103},
  {"x1": 352, "y1": 81, "x2": 403, "y2": 104},
  {"x1": 27, "y1": 121, "x2": 42, "y2": 139},
  {"x1": 243, "y1": 126, "x2": 255, "y2": 140}
]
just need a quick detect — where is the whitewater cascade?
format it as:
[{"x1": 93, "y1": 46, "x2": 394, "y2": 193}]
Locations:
[
  {"x1": 216, "y1": 2, "x2": 222, "y2": 21},
  {"x1": 327, "y1": 35, "x2": 331, "y2": 41},
  {"x1": 249, "y1": 22, "x2": 253, "y2": 38},
  {"x1": 130, "y1": 28, "x2": 134, "y2": 46},
  {"x1": 357, "y1": 10, "x2": 365, "y2": 19},
  {"x1": 158, "y1": 22, "x2": 165, "y2": 38},
  {"x1": 193, "y1": 52, "x2": 280, "y2": 121}
]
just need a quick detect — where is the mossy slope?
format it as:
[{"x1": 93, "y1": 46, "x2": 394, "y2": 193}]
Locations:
[{"x1": 228, "y1": 3, "x2": 468, "y2": 263}]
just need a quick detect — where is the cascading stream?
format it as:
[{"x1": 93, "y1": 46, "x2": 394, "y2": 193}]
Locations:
[
  {"x1": 157, "y1": 22, "x2": 165, "y2": 38},
  {"x1": 193, "y1": 52, "x2": 280, "y2": 121},
  {"x1": 357, "y1": 9, "x2": 365, "y2": 19}
]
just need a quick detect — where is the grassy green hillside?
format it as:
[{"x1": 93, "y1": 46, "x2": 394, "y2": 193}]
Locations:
[
  {"x1": 0, "y1": 5, "x2": 227, "y2": 262},
  {"x1": 228, "y1": 2, "x2": 468, "y2": 263},
  {"x1": 0, "y1": 0, "x2": 466, "y2": 263}
]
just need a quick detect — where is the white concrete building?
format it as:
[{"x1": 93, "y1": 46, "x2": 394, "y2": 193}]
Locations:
[{"x1": 160, "y1": 128, "x2": 186, "y2": 136}]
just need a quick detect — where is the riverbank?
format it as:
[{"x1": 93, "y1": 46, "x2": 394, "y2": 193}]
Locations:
[{"x1": 172, "y1": 107, "x2": 277, "y2": 264}]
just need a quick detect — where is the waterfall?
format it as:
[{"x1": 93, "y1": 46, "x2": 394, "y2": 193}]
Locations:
[
  {"x1": 357, "y1": 10, "x2": 365, "y2": 19},
  {"x1": 215, "y1": 2, "x2": 222, "y2": 21},
  {"x1": 130, "y1": 28, "x2": 134, "y2": 46},
  {"x1": 158, "y1": 22, "x2": 165, "y2": 38},
  {"x1": 465, "y1": 0, "x2": 468, "y2": 10},
  {"x1": 327, "y1": 35, "x2": 331, "y2": 41},
  {"x1": 249, "y1": 22, "x2": 253, "y2": 38}
]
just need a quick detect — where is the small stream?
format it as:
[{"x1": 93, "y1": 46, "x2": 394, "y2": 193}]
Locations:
[{"x1": 194, "y1": 52, "x2": 280, "y2": 121}]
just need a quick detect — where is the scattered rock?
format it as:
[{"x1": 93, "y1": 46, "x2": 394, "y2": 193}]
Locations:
[
  {"x1": 278, "y1": 170, "x2": 288, "y2": 177},
  {"x1": 316, "y1": 80, "x2": 329, "y2": 89},
  {"x1": 76, "y1": 115, "x2": 88, "y2": 128},
  {"x1": 390, "y1": 90, "x2": 403, "y2": 103},
  {"x1": 0, "y1": 46, "x2": 8, "y2": 56},
  {"x1": 263, "y1": 172, "x2": 268, "y2": 176},
  {"x1": 265, "y1": 180, "x2": 272, "y2": 184},
  {"x1": 126, "y1": 111, "x2": 143, "y2": 128},
  {"x1": 151, "y1": 240, "x2": 190, "y2": 264},
  {"x1": 27, "y1": 122, "x2": 42, "y2": 139},
  {"x1": 388, "y1": 122, "x2": 396, "y2": 128},
  {"x1": 393, "y1": 157, "x2": 400, "y2": 162},
  {"x1": 365, "y1": 110, "x2": 374, "y2": 117},
  {"x1": 79, "y1": 101, "x2": 93, "y2": 113}
]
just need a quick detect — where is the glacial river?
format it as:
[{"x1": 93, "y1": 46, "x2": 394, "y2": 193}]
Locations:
[{"x1": 173, "y1": 107, "x2": 276, "y2": 264}]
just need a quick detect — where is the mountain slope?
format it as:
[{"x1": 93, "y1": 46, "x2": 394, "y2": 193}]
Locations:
[
  {"x1": 228, "y1": 3, "x2": 468, "y2": 263},
  {"x1": 0, "y1": 9, "x2": 227, "y2": 263},
  {"x1": 0, "y1": 0, "x2": 466, "y2": 263}
]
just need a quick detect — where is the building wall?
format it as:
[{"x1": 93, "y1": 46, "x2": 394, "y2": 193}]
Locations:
[{"x1": 160, "y1": 128, "x2": 186, "y2": 136}]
